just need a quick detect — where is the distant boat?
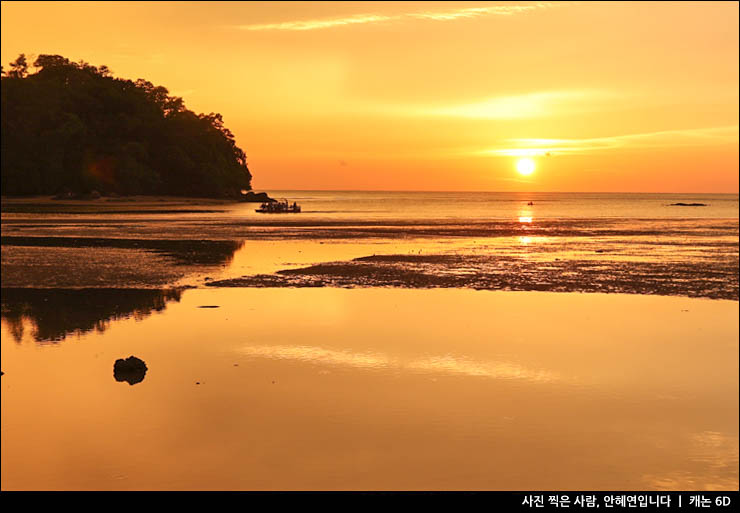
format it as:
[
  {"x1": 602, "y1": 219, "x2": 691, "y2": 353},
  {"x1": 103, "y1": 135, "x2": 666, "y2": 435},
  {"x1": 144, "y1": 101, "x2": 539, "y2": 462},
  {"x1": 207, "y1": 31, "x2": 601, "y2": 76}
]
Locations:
[
  {"x1": 256, "y1": 199, "x2": 301, "y2": 213},
  {"x1": 527, "y1": 201, "x2": 534, "y2": 206}
]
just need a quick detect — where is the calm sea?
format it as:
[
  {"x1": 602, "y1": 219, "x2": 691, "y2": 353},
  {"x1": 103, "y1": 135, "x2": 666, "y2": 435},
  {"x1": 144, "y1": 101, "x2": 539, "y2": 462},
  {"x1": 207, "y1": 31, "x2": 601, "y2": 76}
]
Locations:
[{"x1": 256, "y1": 191, "x2": 739, "y2": 220}]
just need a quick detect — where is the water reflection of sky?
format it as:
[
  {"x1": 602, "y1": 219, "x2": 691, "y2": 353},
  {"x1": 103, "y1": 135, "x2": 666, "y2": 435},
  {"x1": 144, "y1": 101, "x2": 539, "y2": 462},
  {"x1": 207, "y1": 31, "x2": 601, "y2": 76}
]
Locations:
[
  {"x1": 1, "y1": 287, "x2": 737, "y2": 490},
  {"x1": 239, "y1": 344, "x2": 558, "y2": 383}
]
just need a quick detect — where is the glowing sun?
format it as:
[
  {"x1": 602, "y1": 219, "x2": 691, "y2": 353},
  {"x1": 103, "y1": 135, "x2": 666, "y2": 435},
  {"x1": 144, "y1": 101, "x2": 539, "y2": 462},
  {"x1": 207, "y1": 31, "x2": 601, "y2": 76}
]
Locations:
[{"x1": 516, "y1": 158, "x2": 536, "y2": 176}]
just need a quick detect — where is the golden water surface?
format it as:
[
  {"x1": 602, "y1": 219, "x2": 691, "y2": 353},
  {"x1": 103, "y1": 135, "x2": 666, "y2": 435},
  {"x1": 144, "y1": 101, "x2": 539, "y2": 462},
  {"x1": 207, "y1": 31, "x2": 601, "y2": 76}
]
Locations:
[{"x1": 1, "y1": 288, "x2": 737, "y2": 490}]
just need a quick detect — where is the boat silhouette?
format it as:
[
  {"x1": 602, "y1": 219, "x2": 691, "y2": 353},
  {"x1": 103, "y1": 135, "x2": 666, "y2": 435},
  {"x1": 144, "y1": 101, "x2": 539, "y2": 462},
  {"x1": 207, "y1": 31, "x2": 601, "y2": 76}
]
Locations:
[{"x1": 256, "y1": 199, "x2": 301, "y2": 213}]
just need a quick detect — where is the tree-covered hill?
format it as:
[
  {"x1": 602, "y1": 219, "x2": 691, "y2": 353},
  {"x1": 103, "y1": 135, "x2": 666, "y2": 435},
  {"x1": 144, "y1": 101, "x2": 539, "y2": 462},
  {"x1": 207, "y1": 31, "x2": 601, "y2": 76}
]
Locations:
[{"x1": 1, "y1": 54, "x2": 252, "y2": 198}]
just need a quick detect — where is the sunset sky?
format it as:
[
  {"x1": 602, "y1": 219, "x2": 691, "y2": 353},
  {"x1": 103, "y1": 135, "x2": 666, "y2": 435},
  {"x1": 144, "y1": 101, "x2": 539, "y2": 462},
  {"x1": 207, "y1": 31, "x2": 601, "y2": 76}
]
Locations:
[{"x1": 2, "y1": 1, "x2": 738, "y2": 192}]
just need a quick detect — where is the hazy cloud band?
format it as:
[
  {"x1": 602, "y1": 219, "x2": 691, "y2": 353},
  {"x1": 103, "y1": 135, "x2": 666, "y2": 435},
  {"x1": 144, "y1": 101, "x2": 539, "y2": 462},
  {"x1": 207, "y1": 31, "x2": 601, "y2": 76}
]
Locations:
[
  {"x1": 238, "y1": 3, "x2": 556, "y2": 31},
  {"x1": 483, "y1": 126, "x2": 740, "y2": 156}
]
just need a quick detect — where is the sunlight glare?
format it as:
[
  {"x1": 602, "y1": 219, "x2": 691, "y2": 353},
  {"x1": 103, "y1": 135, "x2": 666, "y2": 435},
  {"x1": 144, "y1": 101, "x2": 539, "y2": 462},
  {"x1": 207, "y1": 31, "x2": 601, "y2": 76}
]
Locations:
[{"x1": 516, "y1": 158, "x2": 536, "y2": 176}]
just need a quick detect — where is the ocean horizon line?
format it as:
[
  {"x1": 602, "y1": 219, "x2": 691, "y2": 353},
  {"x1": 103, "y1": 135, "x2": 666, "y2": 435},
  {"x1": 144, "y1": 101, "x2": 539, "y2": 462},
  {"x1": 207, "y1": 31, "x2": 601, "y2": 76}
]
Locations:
[{"x1": 257, "y1": 189, "x2": 739, "y2": 195}]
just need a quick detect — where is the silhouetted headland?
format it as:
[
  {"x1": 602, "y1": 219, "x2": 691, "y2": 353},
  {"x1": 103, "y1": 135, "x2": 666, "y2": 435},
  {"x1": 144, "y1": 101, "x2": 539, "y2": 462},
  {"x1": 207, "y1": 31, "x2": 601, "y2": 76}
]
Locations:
[{"x1": 1, "y1": 54, "x2": 252, "y2": 199}]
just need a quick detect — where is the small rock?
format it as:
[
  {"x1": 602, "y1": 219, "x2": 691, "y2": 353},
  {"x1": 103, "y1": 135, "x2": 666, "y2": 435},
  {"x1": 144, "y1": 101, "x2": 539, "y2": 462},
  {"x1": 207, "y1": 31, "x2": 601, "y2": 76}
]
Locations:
[{"x1": 113, "y1": 356, "x2": 147, "y2": 386}]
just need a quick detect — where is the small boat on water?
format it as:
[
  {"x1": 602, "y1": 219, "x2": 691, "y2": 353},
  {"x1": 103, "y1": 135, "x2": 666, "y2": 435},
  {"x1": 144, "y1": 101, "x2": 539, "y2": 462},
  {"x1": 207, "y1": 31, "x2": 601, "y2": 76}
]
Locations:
[{"x1": 256, "y1": 199, "x2": 301, "y2": 213}]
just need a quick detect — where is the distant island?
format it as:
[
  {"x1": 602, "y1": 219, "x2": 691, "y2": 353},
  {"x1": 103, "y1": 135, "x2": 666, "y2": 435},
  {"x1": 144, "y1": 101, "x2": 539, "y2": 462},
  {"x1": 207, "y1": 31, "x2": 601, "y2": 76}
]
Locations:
[{"x1": 1, "y1": 54, "x2": 252, "y2": 198}]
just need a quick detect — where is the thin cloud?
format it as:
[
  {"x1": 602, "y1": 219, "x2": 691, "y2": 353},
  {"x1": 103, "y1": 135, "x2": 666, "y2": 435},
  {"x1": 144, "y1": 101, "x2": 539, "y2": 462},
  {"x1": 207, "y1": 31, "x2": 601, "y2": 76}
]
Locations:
[
  {"x1": 481, "y1": 126, "x2": 739, "y2": 156},
  {"x1": 420, "y1": 90, "x2": 616, "y2": 120},
  {"x1": 238, "y1": 3, "x2": 555, "y2": 32},
  {"x1": 241, "y1": 13, "x2": 393, "y2": 32},
  {"x1": 409, "y1": 4, "x2": 551, "y2": 21}
]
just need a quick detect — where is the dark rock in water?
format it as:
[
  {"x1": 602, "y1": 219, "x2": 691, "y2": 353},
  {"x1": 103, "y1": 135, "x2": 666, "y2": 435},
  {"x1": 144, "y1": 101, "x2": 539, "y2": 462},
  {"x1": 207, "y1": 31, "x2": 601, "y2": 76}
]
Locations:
[
  {"x1": 240, "y1": 191, "x2": 276, "y2": 203},
  {"x1": 113, "y1": 356, "x2": 148, "y2": 385},
  {"x1": 669, "y1": 203, "x2": 707, "y2": 207}
]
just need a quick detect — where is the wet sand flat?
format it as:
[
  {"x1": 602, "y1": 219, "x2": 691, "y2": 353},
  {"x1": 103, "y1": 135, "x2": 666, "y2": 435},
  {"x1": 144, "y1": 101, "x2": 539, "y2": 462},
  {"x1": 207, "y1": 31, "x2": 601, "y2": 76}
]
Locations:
[
  {"x1": 209, "y1": 251, "x2": 738, "y2": 300},
  {"x1": 1, "y1": 288, "x2": 737, "y2": 490}
]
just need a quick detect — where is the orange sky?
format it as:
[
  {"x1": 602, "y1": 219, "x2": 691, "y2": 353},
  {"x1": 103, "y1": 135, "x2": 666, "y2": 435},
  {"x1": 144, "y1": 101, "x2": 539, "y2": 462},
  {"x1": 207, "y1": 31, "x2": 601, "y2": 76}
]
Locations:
[{"x1": 2, "y1": 1, "x2": 738, "y2": 192}]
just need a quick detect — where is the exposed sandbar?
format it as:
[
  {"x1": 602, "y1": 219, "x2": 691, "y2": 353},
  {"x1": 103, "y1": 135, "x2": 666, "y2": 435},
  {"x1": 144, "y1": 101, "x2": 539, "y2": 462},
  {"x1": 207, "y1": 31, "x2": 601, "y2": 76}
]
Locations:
[{"x1": 208, "y1": 252, "x2": 739, "y2": 300}]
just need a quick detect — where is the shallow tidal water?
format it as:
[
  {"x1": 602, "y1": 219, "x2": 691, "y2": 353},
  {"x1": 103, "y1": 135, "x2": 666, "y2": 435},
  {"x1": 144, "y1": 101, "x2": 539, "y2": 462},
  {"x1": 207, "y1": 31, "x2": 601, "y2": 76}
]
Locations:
[
  {"x1": 1, "y1": 191, "x2": 738, "y2": 490},
  {"x1": 2, "y1": 192, "x2": 738, "y2": 298},
  {"x1": 1, "y1": 287, "x2": 738, "y2": 490}
]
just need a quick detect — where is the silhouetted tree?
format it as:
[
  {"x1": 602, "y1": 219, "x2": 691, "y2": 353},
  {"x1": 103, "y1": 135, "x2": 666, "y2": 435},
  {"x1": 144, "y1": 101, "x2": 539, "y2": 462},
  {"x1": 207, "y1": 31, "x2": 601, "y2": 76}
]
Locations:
[{"x1": 7, "y1": 54, "x2": 28, "y2": 78}]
